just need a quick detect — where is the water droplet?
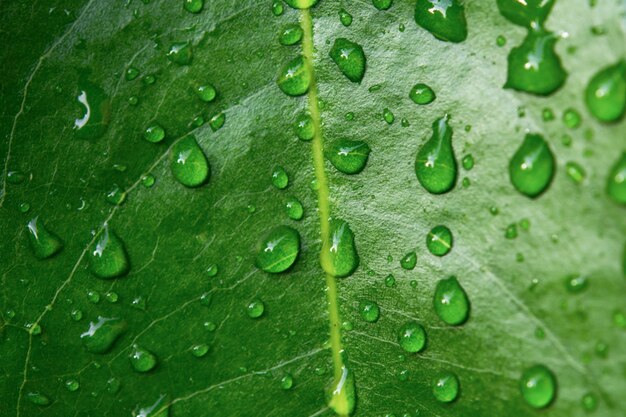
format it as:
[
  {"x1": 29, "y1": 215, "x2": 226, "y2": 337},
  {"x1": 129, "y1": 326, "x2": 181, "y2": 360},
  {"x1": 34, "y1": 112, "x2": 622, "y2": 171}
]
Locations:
[
  {"x1": 432, "y1": 371, "x2": 460, "y2": 402},
  {"x1": 191, "y1": 343, "x2": 209, "y2": 357},
  {"x1": 400, "y1": 251, "x2": 417, "y2": 270},
  {"x1": 415, "y1": 115, "x2": 457, "y2": 194},
  {"x1": 607, "y1": 152, "x2": 626, "y2": 204},
  {"x1": 294, "y1": 113, "x2": 315, "y2": 141},
  {"x1": 206, "y1": 263, "x2": 218, "y2": 277},
  {"x1": 133, "y1": 394, "x2": 169, "y2": 417},
  {"x1": 27, "y1": 323, "x2": 42, "y2": 335},
  {"x1": 398, "y1": 321, "x2": 426, "y2": 353},
  {"x1": 88, "y1": 225, "x2": 130, "y2": 279},
  {"x1": 339, "y1": 9, "x2": 353, "y2": 26},
  {"x1": 143, "y1": 74, "x2": 156, "y2": 85},
  {"x1": 247, "y1": 298, "x2": 265, "y2": 318},
  {"x1": 565, "y1": 161, "x2": 586, "y2": 184},
  {"x1": 613, "y1": 309, "x2": 626, "y2": 328},
  {"x1": 321, "y1": 219, "x2": 359, "y2": 278},
  {"x1": 272, "y1": 0, "x2": 284, "y2": 15},
  {"x1": 277, "y1": 56, "x2": 311, "y2": 96},
  {"x1": 326, "y1": 365, "x2": 356, "y2": 415},
  {"x1": 585, "y1": 60, "x2": 626, "y2": 122},
  {"x1": 359, "y1": 300, "x2": 380, "y2": 322},
  {"x1": 65, "y1": 378, "x2": 80, "y2": 392},
  {"x1": 126, "y1": 67, "x2": 140, "y2": 81},
  {"x1": 496, "y1": 0, "x2": 555, "y2": 28},
  {"x1": 256, "y1": 225, "x2": 300, "y2": 273},
  {"x1": 409, "y1": 83, "x2": 436, "y2": 105},
  {"x1": 542, "y1": 107, "x2": 555, "y2": 121},
  {"x1": 27, "y1": 217, "x2": 63, "y2": 259},
  {"x1": 385, "y1": 274, "x2": 396, "y2": 287},
  {"x1": 271, "y1": 166, "x2": 289, "y2": 189},
  {"x1": 105, "y1": 184, "x2": 126, "y2": 206},
  {"x1": 434, "y1": 276, "x2": 469, "y2": 325},
  {"x1": 414, "y1": 0, "x2": 467, "y2": 42},
  {"x1": 329, "y1": 38, "x2": 366, "y2": 83},
  {"x1": 196, "y1": 84, "x2": 216, "y2": 102},
  {"x1": 562, "y1": 108, "x2": 582, "y2": 129},
  {"x1": 105, "y1": 291, "x2": 119, "y2": 303},
  {"x1": 7, "y1": 170, "x2": 26, "y2": 184},
  {"x1": 26, "y1": 392, "x2": 51, "y2": 406},
  {"x1": 183, "y1": 0, "x2": 203, "y2": 14},
  {"x1": 73, "y1": 77, "x2": 111, "y2": 140},
  {"x1": 520, "y1": 364, "x2": 557, "y2": 409},
  {"x1": 564, "y1": 274, "x2": 588, "y2": 294},
  {"x1": 285, "y1": 197, "x2": 304, "y2": 220},
  {"x1": 130, "y1": 344, "x2": 157, "y2": 372},
  {"x1": 595, "y1": 340, "x2": 608, "y2": 358},
  {"x1": 505, "y1": 29, "x2": 566, "y2": 96},
  {"x1": 284, "y1": 0, "x2": 318, "y2": 9},
  {"x1": 80, "y1": 316, "x2": 126, "y2": 353},
  {"x1": 143, "y1": 124, "x2": 165, "y2": 144},
  {"x1": 170, "y1": 135, "x2": 210, "y2": 187},
  {"x1": 383, "y1": 108, "x2": 395, "y2": 124},
  {"x1": 166, "y1": 42, "x2": 193, "y2": 66},
  {"x1": 71, "y1": 309, "x2": 83, "y2": 321},
  {"x1": 426, "y1": 225, "x2": 452, "y2": 256},
  {"x1": 142, "y1": 174, "x2": 155, "y2": 188},
  {"x1": 373, "y1": 0, "x2": 392, "y2": 10},
  {"x1": 509, "y1": 133, "x2": 555, "y2": 198},
  {"x1": 505, "y1": 223, "x2": 518, "y2": 239},
  {"x1": 581, "y1": 392, "x2": 598, "y2": 411},
  {"x1": 326, "y1": 139, "x2": 371, "y2": 175},
  {"x1": 87, "y1": 290, "x2": 101, "y2": 304},
  {"x1": 496, "y1": 35, "x2": 507, "y2": 46},
  {"x1": 279, "y1": 24, "x2": 303, "y2": 46},
  {"x1": 281, "y1": 374, "x2": 294, "y2": 389},
  {"x1": 208, "y1": 112, "x2": 225, "y2": 132}
]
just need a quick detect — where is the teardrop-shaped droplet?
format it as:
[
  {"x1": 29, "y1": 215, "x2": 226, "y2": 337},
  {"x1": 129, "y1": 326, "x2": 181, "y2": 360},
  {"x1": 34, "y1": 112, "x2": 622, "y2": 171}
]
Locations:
[
  {"x1": 27, "y1": 217, "x2": 63, "y2": 259},
  {"x1": 326, "y1": 139, "x2": 371, "y2": 174},
  {"x1": 88, "y1": 225, "x2": 130, "y2": 279},
  {"x1": 520, "y1": 364, "x2": 557, "y2": 409},
  {"x1": 505, "y1": 29, "x2": 566, "y2": 96},
  {"x1": 607, "y1": 152, "x2": 626, "y2": 204},
  {"x1": 434, "y1": 276, "x2": 470, "y2": 325},
  {"x1": 80, "y1": 316, "x2": 127, "y2": 353},
  {"x1": 255, "y1": 225, "x2": 300, "y2": 273},
  {"x1": 284, "y1": 0, "x2": 318, "y2": 9},
  {"x1": 166, "y1": 42, "x2": 193, "y2": 66},
  {"x1": 585, "y1": 60, "x2": 626, "y2": 122},
  {"x1": 373, "y1": 0, "x2": 392, "y2": 10},
  {"x1": 294, "y1": 113, "x2": 315, "y2": 141},
  {"x1": 509, "y1": 133, "x2": 555, "y2": 198},
  {"x1": 426, "y1": 225, "x2": 453, "y2": 256},
  {"x1": 409, "y1": 83, "x2": 436, "y2": 105},
  {"x1": 271, "y1": 165, "x2": 289, "y2": 189},
  {"x1": 169, "y1": 135, "x2": 210, "y2": 187},
  {"x1": 326, "y1": 365, "x2": 356, "y2": 416},
  {"x1": 285, "y1": 197, "x2": 304, "y2": 220},
  {"x1": 414, "y1": 0, "x2": 467, "y2": 43},
  {"x1": 191, "y1": 343, "x2": 209, "y2": 357},
  {"x1": 26, "y1": 392, "x2": 51, "y2": 406},
  {"x1": 565, "y1": 161, "x2": 586, "y2": 184},
  {"x1": 130, "y1": 344, "x2": 158, "y2": 372},
  {"x1": 321, "y1": 219, "x2": 359, "y2": 278},
  {"x1": 432, "y1": 371, "x2": 460, "y2": 403},
  {"x1": 400, "y1": 251, "x2": 417, "y2": 270},
  {"x1": 415, "y1": 115, "x2": 457, "y2": 194},
  {"x1": 496, "y1": 0, "x2": 555, "y2": 28},
  {"x1": 397, "y1": 321, "x2": 426, "y2": 353},
  {"x1": 359, "y1": 300, "x2": 380, "y2": 322},
  {"x1": 73, "y1": 76, "x2": 111, "y2": 140},
  {"x1": 329, "y1": 38, "x2": 366, "y2": 83},
  {"x1": 279, "y1": 24, "x2": 303, "y2": 46},
  {"x1": 277, "y1": 56, "x2": 311, "y2": 96},
  {"x1": 339, "y1": 9, "x2": 353, "y2": 26}
]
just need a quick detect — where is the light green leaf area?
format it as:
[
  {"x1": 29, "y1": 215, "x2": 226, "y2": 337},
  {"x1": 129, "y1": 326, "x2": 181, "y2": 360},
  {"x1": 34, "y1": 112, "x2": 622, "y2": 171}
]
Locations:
[{"x1": 1, "y1": 1, "x2": 625, "y2": 416}]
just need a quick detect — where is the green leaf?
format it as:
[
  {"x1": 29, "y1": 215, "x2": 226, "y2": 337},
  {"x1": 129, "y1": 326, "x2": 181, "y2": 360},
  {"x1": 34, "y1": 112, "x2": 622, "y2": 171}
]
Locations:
[{"x1": 1, "y1": 1, "x2": 626, "y2": 416}]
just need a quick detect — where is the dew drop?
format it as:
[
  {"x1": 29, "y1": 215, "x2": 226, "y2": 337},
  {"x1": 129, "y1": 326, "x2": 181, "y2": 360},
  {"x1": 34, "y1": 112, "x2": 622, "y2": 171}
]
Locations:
[
  {"x1": 142, "y1": 174, "x2": 156, "y2": 188},
  {"x1": 27, "y1": 217, "x2": 63, "y2": 259},
  {"x1": 26, "y1": 392, "x2": 51, "y2": 406},
  {"x1": 271, "y1": 165, "x2": 289, "y2": 189},
  {"x1": 505, "y1": 223, "x2": 518, "y2": 239},
  {"x1": 385, "y1": 274, "x2": 396, "y2": 287},
  {"x1": 607, "y1": 152, "x2": 626, "y2": 204},
  {"x1": 496, "y1": 0, "x2": 555, "y2": 28},
  {"x1": 383, "y1": 108, "x2": 395, "y2": 124},
  {"x1": 191, "y1": 343, "x2": 209, "y2": 357},
  {"x1": 509, "y1": 133, "x2": 555, "y2": 198},
  {"x1": 562, "y1": 108, "x2": 582, "y2": 129},
  {"x1": 426, "y1": 225, "x2": 453, "y2": 256},
  {"x1": 400, "y1": 251, "x2": 417, "y2": 270},
  {"x1": 281, "y1": 374, "x2": 294, "y2": 390},
  {"x1": 373, "y1": 0, "x2": 392, "y2": 10},
  {"x1": 409, "y1": 83, "x2": 436, "y2": 105},
  {"x1": 581, "y1": 392, "x2": 598, "y2": 411},
  {"x1": 166, "y1": 42, "x2": 193, "y2": 66},
  {"x1": 415, "y1": 115, "x2": 457, "y2": 194},
  {"x1": 326, "y1": 365, "x2": 356, "y2": 416},
  {"x1": 584, "y1": 60, "x2": 626, "y2": 122},
  {"x1": 196, "y1": 84, "x2": 216, "y2": 102},
  {"x1": 7, "y1": 170, "x2": 26, "y2": 184},
  {"x1": 247, "y1": 298, "x2": 265, "y2": 318},
  {"x1": 279, "y1": 24, "x2": 303, "y2": 46},
  {"x1": 126, "y1": 67, "x2": 140, "y2": 81},
  {"x1": 462, "y1": 154, "x2": 474, "y2": 170},
  {"x1": 170, "y1": 135, "x2": 210, "y2": 187},
  {"x1": 433, "y1": 371, "x2": 460, "y2": 402},
  {"x1": 398, "y1": 321, "x2": 426, "y2": 353},
  {"x1": 326, "y1": 139, "x2": 371, "y2": 175},
  {"x1": 80, "y1": 316, "x2": 126, "y2": 353},
  {"x1": 565, "y1": 161, "x2": 586, "y2": 184},
  {"x1": 329, "y1": 38, "x2": 366, "y2": 83},
  {"x1": 130, "y1": 344, "x2": 158, "y2": 372},
  {"x1": 256, "y1": 225, "x2": 300, "y2": 273},
  {"x1": 321, "y1": 219, "x2": 359, "y2": 278},
  {"x1": 277, "y1": 56, "x2": 311, "y2": 96},
  {"x1": 71, "y1": 309, "x2": 83, "y2": 321},
  {"x1": 520, "y1": 364, "x2": 557, "y2": 409},
  {"x1": 285, "y1": 197, "x2": 304, "y2": 220},
  {"x1": 434, "y1": 276, "x2": 469, "y2": 325},
  {"x1": 73, "y1": 77, "x2": 111, "y2": 140},
  {"x1": 294, "y1": 113, "x2": 315, "y2": 141},
  {"x1": 88, "y1": 225, "x2": 130, "y2": 279},
  {"x1": 208, "y1": 112, "x2": 225, "y2": 132},
  {"x1": 65, "y1": 379, "x2": 80, "y2": 392},
  {"x1": 339, "y1": 9, "x2": 353, "y2": 26},
  {"x1": 105, "y1": 184, "x2": 126, "y2": 206},
  {"x1": 183, "y1": 0, "x2": 203, "y2": 14},
  {"x1": 414, "y1": 0, "x2": 467, "y2": 43},
  {"x1": 359, "y1": 300, "x2": 380, "y2": 323}
]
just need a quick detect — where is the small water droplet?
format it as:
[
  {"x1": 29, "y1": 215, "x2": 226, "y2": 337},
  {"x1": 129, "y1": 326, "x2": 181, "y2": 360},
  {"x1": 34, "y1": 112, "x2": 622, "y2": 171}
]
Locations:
[
  {"x1": 65, "y1": 378, "x2": 80, "y2": 392},
  {"x1": 565, "y1": 161, "x2": 586, "y2": 184},
  {"x1": 321, "y1": 219, "x2": 359, "y2": 278},
  {"x1": 208, "y1": 112, "x2": 225, "y2": 132},
  {"x1": 272, "y1": 0, "x2": 284, "y2": 16},
  {"x1": 277, "y1": 56, "x2": 311, "y2": 96},
  {"x1": 133, "y1": 394, "x2": 169, "y2": 417},
  {"x1": 329, "y1": 38, "x2": 366, "y2": 83},
  {"x1": 166, "y1": 42, "x2": 193, "y2": 66},
  {"x1": 281, "y1": 374, "x2": 294, "y2": 389},
  {"x1": 271, "y1": 166, "x2": 289, "y2": 189},
  {"x1": 581, "y1": 392, "x2": 598, "y2": 411},
  {"x1": 562, "y1": 108, "x2": 582, "y2": 129},
  {"x1": 509, "y1": 133, "x2": 555, "y2": 198},
  {"x1": 434, "y1": 276, "x2": 469, "y2": 325},
  {"x1": 247, "y1": 298, "x2": 265, "y2": 318},
  {"x1": 71, "y1": 309, "x2": 83, "y2": 321},
  {"x1": 414, "y1": 0, "x2": 467, "y2": 42},
  {"x1": 191, "y1": 343, "x2": 209, "y2": 357},
  {"x1": 144, "y1": 124, "x2": 165, "y2": 143},
  {"x1": 383, "y1": 108, "x2": 395, "y2": 124},
  {"x1": 462, "y1": 154, "x2": 474, "y2": 170},
  {"x1": 432, "y1": 371, "x2": 460, "y2": 402},
  {"x1": 126, "y1": 67, "x2": 140, "y2": 81},
  {"x1": 279, "y1": 24, "x2": 303, "y2": 46},
  {"x1": 373, "y1": 0, "x2": 392, "y2": 10},
  {"x1": 7, "y1": 170, "x2": 26, "y2": 184},
  {"x1": 607, "y1": 152, "x2": 626, "y2": 204},
  {"x1": 256, "y1": 225, "x2": 300, "y2": 273},
  {"x1": 359, "y1": 300, "x2": 380, "y2": 322},
  {"x1": 196, "y1": 84, "x2": 216, "y2": 102},
  {"x1": 105, "y1": 184, "x2": 126, "y2": 206},
  {"x1": 400, "y1": 251, "x2": 417, "y2": 270},
  {"x1": 294, "y1": 113, "x2": 314, "y2": 141},
  {"x1": 326, "y1": 139, "x2": 371, "y2": 175},
  {"x1": 496, "y1": 35, "x2": 507, "y2": 46},
  {"x1": 142, "y1": 174, "x2": 155, "y2": 188},
  {"x1": 409, "y1": 83, "x2": 436, "y2": 105},
  {"x1": 88, "y1": 225, "x2": 130, "y2": 279},
  {"x1": 505, "y1": 223, "x2": 518, "y2": 239},
  {"x1": 130, "y1": 344, "x2": 158, "y2": 372},
  {"x1": 520, "y1": 364, "x2": 557, "y2": 409},
  {"x1": 183, "y1": 0, "x2": 203, "y2": 14},
  {"x1": 385, "y1": 274, "x2": 396, "y2": 287},
  {"x1": 397, "y1": 321, "x2": 426, "y2": 353},
  {"x1": 26, "y1": 392, "x2": 51, "y2": 406},
  {"x1": 285, "y1": 197, "x2": 304, "y2": 220},
  {"x1": 585, "y1": 60, "x2": 626, "y2": 122},
  {"x1": 339, "y1": 9, "x2": 353, "y2": 26},
  {"x1": 426, "y1": 225, "x2": 453, "y2": 256},
  {"x1": 27, "y1": 217, "x2": 63, "y2": 259},
  {"x1": 73, "y1": 76, "x2": 111, "y2": 140},
  {"x1": 415, "y1": 115, "x2": 457, "y2": 194},
  {"x1": 81, "y1": 316, "x2": 126, "y2": 353},
  {"x1": 170, "y1": 135, "x2": 210, "y2": 187},
  {"x1": 496, "y1": 0, "x2": 555, "y2": 27}
]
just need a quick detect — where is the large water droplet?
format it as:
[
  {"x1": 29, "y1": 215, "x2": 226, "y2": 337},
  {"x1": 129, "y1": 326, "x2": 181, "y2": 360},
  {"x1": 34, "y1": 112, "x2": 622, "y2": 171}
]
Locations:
[
  {"x1": 170, "y1": 135, "x2": 210, "y2": 187},
  {"x1": 509, "y1": 133, "x2": 555, "y2": 198},
  {"x1": 73, "y1": 77, "x2": 111, "y2": 140},
  {"x1": 329, "y1": 38, "x2": 366, "y2": 83},
  {"x1": 89, "y1": 225, "x2": 130, "y2": 279},
  {"x1": 414, "y1": 0, "x2": 467, "y2": 43},
  {"x1": 326, "y1": 139, "x2": 371, "y2": 174},
  {"x1": 415, "y1": 115, "x2": 457, "y2": 194},
  {"x1": 520, "y1": 364, "x2": 557, "y2": 409},
  {"x1": 130, "y1": 344, "x2": 158, "y2": 372},
  {"x1": 321, "y1": 219, "x2": 359, "y2": 278},
  {"x1": 326, "y1": 365, "x2": 356, "y2": 416},
  {"x1": 277, "y1": 56, "x2": 311, "y2": 96},
  {"x1": 505, "y1": 29, "x2": 566, "y2": 96},
  {"x1": 432, "y1": 371, "x2": 460, "y2": 402},
  {"x1": 607, "y1": 152, "x2": 626, "y2": 204},
  {"x1": 585, "y1": 60, "x2": 626, "y2": 122},
  {"x1": 80, "y1": 316, "x2": 126, "y2": 353},
  {"x1": 167, "y1": 42, "x2": 193, "y2": 66},
  {"x1": 433, "y1": 276, "x2": 469, "y2": 325},
  {"x1": 398, "y1": 321, "x2": 426, "y2": 353},
  {"x1": 426, "y1": 225, "x2": 453, "y2": 256},
  {"x1": 496, "y1": 0, "x2": 555, "y2": 28},
  {"x1": 255, "y1": 226, "x2": 300, "y2": 273},
  {"x1": 27, "y1": 217, "x2": 63, "y2": 259}
]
